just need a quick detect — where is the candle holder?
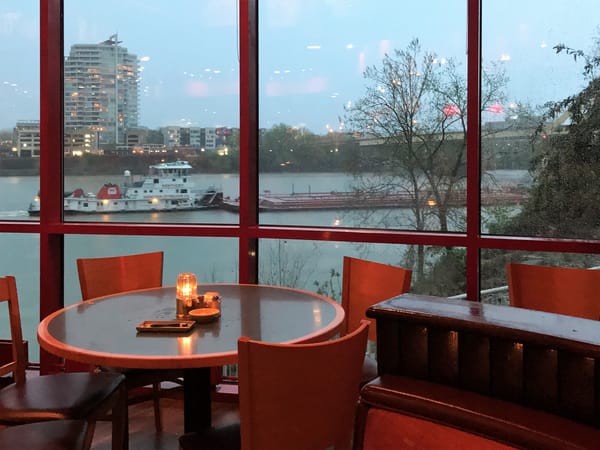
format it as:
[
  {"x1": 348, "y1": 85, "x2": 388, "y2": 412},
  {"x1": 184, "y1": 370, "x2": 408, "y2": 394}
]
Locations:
[
  {"x1": 188, "y1": 291, "x2": 221, "y2": 323},
  {"x1": 202, "y1": 291, "x2": 221, "y2": 312},
  {"x1": 176, "y1": 272, "x2": 198, "y2": 319}
]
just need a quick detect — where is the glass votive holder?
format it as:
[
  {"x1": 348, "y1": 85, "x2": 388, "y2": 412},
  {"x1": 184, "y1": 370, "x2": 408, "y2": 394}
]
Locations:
[{"x1": 176, "y1": 272, "x2": 198, "y2": 318}]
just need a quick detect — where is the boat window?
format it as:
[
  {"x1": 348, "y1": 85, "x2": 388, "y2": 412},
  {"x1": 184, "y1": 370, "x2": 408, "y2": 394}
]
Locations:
[{"x1": 181, "y1": 189, "x2": 187, "y2": 194}]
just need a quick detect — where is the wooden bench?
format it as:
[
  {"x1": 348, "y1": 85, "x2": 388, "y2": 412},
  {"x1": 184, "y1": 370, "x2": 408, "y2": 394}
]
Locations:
[{"x1": 353, "y1": 294, "x2": 600, "y2": 449}]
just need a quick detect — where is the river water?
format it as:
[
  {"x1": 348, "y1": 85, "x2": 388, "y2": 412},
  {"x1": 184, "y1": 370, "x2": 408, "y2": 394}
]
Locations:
[{"x1": 0, "y1": 170, "x2": 530, "y2": 360}]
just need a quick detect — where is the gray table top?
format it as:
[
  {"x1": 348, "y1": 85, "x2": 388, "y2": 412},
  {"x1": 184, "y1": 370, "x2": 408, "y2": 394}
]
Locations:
[{"x1": 38, "y1": 283, "x2": 345, "y2": 369}]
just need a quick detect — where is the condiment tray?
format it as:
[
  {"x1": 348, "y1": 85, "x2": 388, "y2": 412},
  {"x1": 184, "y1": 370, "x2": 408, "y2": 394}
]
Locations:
[{"x1": 136, "y1": 320, "x2": 196, "y2": 333}]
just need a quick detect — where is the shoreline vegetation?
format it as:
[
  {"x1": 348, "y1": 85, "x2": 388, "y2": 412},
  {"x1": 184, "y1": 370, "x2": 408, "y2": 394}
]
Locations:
[
  {"x1": 0, "y1": 154, "x2": 356, "y2": 177},
  {"x1": 0, "y1": 155, "x2": 230, "y2": 176},
  {"x1": 0, "y1": 153, "x2": 528, "y2": 177}
]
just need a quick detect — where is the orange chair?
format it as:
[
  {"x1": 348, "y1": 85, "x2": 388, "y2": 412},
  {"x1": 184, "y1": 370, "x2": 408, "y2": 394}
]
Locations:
[
  {"x1": 76, "y1": 251, "x2": 181, "y2": 432},
  {"x1": 342, "y1": 256, "x2": 412, "y2": 384},
  {"x1": 77, "y1": 251, "x2": 163, "y2": 300},
  {"x1": 0, "y1": 275, "x2": 127, "y2": 450},
  {"x1": 179, "y1": 320, "x2": 370, "y2": 450},
  {"x1": 506, "y1": 262, "x2": 600, "y2": 320}
]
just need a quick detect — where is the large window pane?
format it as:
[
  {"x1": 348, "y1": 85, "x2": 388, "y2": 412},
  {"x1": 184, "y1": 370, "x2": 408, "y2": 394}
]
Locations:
[
  {"x1": 65, "y1": 235, "x2": 238, "y2": 306},
  {"x1": 0, "y1": 1, "x2": 39, "y2": 220},
  {"x1": 257, "y1": 1, "x2": 467, "y2": 231},
  {"x1": 0, "y1": 234, "x2": 39, "y2": 361},
  {"x1": 259, "y1": 239, "x2": 466, "y2": 298},
  {"x1": 482, "y1": 0, "x2": 600, "y2": 240},
  {"x1": 0, "y1": 2, "x2": 40, "y2": 359},
  {"x1": 58, "y1": 1, "x2": 239, "y2": 224}
]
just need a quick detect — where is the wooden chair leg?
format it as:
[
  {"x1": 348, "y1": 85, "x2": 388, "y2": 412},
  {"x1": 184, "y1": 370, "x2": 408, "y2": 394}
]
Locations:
[
  {"x1": 82, "y1": 421, "x2": 96, "y2": 450},
  {"x1": 152, "y1": 382, "x2": 163, "y2": 432}
]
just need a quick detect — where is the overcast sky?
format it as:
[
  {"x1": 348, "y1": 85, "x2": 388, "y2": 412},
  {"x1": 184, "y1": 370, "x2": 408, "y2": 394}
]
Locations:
[{"x1": 1, "y1": 1, "x2": 598, "y2": 133}]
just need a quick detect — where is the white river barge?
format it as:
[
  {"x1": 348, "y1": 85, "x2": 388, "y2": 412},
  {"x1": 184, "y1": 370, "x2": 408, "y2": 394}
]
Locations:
[{"x1": 28, "y1": 161, "x2": 222, "y2": 215}]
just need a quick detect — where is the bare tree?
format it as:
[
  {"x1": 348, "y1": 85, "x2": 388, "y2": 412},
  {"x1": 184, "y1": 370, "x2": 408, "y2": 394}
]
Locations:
[
  {"x1": 345, "y1": 38, "x2": 508, "y2": 282},
  {"x1": 259, "y1": 240, "x2": 319, "y2": 288}
]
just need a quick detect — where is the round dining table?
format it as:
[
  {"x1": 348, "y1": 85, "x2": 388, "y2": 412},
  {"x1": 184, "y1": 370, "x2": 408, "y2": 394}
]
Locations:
[{"x1": 37, "y1": 283, "x2": 345, "y2": 433}]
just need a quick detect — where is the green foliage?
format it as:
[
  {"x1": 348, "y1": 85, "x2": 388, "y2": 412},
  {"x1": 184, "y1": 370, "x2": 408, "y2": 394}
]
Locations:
[
  {"x1": 484, "y1": 205, "x2": 519, "y2": 235},
  {"x1": 410, "y1": 247, "x2": 466, "y2": 297},
  {"x1": 258, "y1": 124, "x2": 356, "y2": 172},
  {"x1": 501, "y1": 42, "x2": 600, "y2": 239}
]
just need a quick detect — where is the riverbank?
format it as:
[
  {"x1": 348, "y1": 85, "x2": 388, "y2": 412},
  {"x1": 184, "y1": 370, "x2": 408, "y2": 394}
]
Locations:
[
  {"x1": 0, "y1": 155, "x2": 351, "y2": 176},
  {"x1": 0, "y1": 155, "x2": 215, "y2": 176},
  {"x1": 0, "y1": 157, "x2": 39, "y2": 176}
]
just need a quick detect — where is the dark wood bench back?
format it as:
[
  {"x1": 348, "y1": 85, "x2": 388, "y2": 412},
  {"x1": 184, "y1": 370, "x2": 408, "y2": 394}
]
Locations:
[{"x1": 367, "y1": 294, "x2": 600, "y2": 428}]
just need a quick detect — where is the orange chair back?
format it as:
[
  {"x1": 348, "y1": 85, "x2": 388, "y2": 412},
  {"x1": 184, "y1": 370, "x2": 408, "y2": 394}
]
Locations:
[
  {"x1": 71, "y1": 251, "x2": 164, "y2": 372},
  {"x1": 238, "y1": 320, "x2": 370, "y2": 450},
  {"x1": 507, "y1": 262, "x2": 600, "y2": 320},
  {"x1": 0, "y1": 276, "x2": 27, "y2": 386},
  {"x1": 342, "y1": 256, "x2": 412, "y2": 341},
  {"x1": 77, "y1": 251, "x2": 164, "y2": 300}
]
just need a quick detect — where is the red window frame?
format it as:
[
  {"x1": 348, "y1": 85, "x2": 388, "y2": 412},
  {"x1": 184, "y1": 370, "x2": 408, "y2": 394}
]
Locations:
[{"x1": 17, "y1": 0, "x2": 599, "y2": 372}]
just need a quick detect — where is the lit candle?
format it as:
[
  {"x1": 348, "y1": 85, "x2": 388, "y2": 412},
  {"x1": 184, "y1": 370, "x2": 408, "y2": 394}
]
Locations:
[{"x1": 176, "y1": 272, "x2": 197, "y2": 318}]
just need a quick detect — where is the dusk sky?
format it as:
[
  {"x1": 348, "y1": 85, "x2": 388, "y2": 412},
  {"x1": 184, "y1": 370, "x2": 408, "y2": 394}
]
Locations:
[{"x1": 1, "y1": 1, "x2": 598, "y2": 133}]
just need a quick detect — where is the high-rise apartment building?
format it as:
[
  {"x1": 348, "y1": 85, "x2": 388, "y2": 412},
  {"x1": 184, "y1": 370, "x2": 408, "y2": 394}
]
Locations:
[{"x1": 64, "y1": 34, "x2": 139, "y2": 145}]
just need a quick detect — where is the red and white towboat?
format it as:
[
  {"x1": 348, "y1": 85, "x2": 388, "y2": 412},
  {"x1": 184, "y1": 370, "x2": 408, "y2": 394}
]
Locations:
[{"x1": 28, "y1": 161, "x2": 222, "y2": 215}]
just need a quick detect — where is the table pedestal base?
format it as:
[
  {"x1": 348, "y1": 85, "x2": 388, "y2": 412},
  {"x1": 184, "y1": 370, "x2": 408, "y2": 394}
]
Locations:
[{"x1": 183, "y1": 367, "x2": 212, "y2": 432}]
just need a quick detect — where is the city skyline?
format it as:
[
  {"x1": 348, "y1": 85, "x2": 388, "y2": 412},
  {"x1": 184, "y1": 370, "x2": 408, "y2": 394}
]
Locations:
[{"x1": 1, "y1": 1, "x2": 598, "y2": 134}]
